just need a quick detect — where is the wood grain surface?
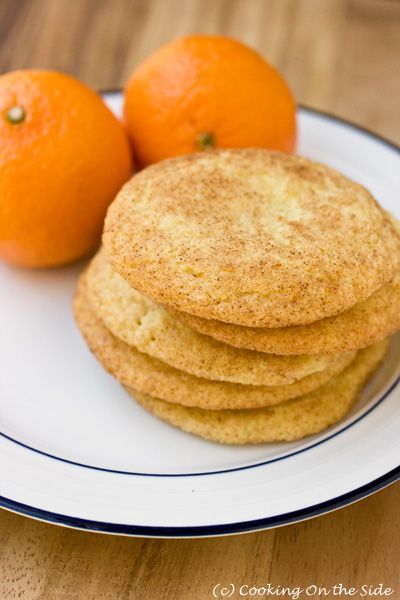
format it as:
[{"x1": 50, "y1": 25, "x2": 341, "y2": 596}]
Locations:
[{"x1": 1, "y1": 0, "x2": 400, "y2": 598}]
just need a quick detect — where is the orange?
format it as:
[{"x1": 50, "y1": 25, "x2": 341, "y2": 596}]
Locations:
[
  {"x1": 124, "y1": 35, "x2": 296, "y2": 167},
  {"x1": 0, "y1": 70, "x2": 133, "y2": 268}
]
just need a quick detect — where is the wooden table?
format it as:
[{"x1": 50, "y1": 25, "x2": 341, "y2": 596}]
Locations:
[{"x1": 1, "y1": 0, "x2": 400, "y2": 597}]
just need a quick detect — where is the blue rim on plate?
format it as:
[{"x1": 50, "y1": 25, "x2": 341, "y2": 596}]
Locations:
[
  {"x1": 1, "y1": 465, "x2": 399, "y2": 537},
  {"x1": 1, "y1": 100, "x2": 399, "y2": 536},
  {"x1": 0, "y1": 373, "x2": 399, "y2": 478}
]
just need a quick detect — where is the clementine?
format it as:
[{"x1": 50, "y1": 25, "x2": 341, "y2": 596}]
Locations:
[
  {"x1": 124, "y1": 35, "x2": 296, "y2": 167},
  {"x1": 0, "y1": 70, "x2": 133, "y2": 268}
]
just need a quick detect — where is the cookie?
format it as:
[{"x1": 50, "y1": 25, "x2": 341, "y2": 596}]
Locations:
[
  {"x1": 171, "y1": 273, "x2": 400, "y2": 355},
  {"x1": 73, "y1": 274, "x2": 356, "y2": 410},
  {"x1": 86, "y1": 248, "x2": 350, "y2": 385},
  {"x1": 131, "y1": 340, "x2": 388, "y2": 443},
  {"x1": 103, "y1": 149, "x2": 400, "y2": 327}
]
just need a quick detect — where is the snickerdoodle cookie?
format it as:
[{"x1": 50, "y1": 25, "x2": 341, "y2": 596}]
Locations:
[
  {"x1": 74, "y1": 273, "x2": 356, "y2": 410},
  {"x1": 131, "y1": 340, "x2": 388, "y2": 443},
  {"x1": 85, "y1": 248, "x2": 352, "y2": 384},
  {"x1": 103, "y1": 149, "x2": 400, "y2": 327}
]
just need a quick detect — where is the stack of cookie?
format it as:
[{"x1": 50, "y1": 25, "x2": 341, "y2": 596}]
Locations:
[{"x1": 74, "y1": 150, "x2": 400, "y2": 444}]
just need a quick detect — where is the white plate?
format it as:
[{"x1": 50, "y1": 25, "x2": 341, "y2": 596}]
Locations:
[{"x1": 0, "y1": 91, "x2": 399, "y2": 538}]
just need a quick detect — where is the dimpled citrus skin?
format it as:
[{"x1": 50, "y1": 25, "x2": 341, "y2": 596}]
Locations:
[
  {"x1": 103, "y1": 149, "x2": 400, "y2": 327},
  {"x1": 85, "y1": 248, "x2": 350, "y2": 385},
  {"x1": 0, "y1": 70, "x2": 132, "y2": 267},
  {"x1": 131, "y1": 340, "x2": 388, "y2": 444},
  {"x1": 73, "y1": 273, "x2": 356, "y2": 410},
  {"x1": 124, "y1": 35, "x2": 296, "y2": 167}
]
